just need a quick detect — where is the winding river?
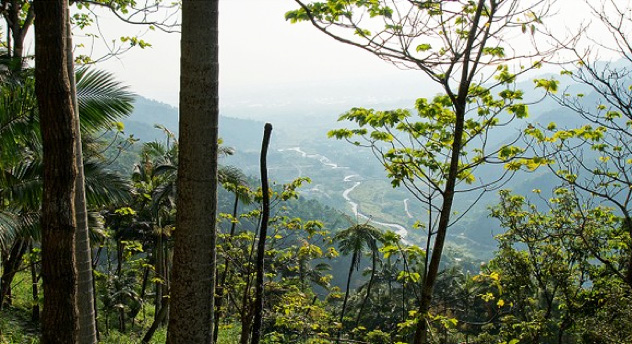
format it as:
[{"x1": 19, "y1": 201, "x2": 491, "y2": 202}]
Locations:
[{"x1": 278, "y1": 147, "x2": 409, "y2": 239}]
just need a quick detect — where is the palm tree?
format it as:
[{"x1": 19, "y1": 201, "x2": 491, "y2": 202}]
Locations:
[
  {"x1": 73, "y1": 65, "x2": 134, "y2": 343},
  {"x1": 334, "y1": 223, "x2": 383, "y2": 339},
  {"x1": 0, "y1": 63, "x2": 133, "y2": 329}
]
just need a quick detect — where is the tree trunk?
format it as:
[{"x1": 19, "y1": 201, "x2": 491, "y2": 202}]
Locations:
[
  {"x1": 92, "y1": 246, "x2": 102, "y2": 341},
  {"x1": 250, "y1": 123, "x2": 273, "y2": 344},
  {"x1": 117, "y1": 239, "x2": 125, "y2": 333},
  {"x1": 239, "y1": 269, "x2": 254, "y2": 344},
  {"x1": 143, "y1": 297, "x2": 169, "y2": 344},
  {"x1": 0, "y1": 238, "x2": 27, "y2": 308},
  {"x1": 30, "y1": 242, "x2": 40, "y2": 323},
  {"x1": 239, "y1": 305, "x2": 253, "y2": 344},
  {"x1": 338, "y1": 250, "x2": 357, "y2": 342},
  {"x1": 213, "y1": 192, "x2": 241, "y2": 343},
  {"x1": 154, "y1": 230, "x2": 165, "y2": 321},
  {"x1": 6, "y1": 0, "x2": 34, "y2": 60},
  {"x1": 66, "y1": 17, "x2": 98, "y2": 344},
  {"x1": 355, "y1": 250, "x2": 377, "y2": 328},
  {"x1": 34, "y1": 0, "x2": 80, "y2": 342},
  {"x1": 412, "y1": 2, "x2": 485, "y2": 343},
  {"x1": 166, "y1": 0, "x2": 219, "y2": 342}
]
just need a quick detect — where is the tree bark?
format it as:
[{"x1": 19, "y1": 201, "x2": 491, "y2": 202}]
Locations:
[
  {"x1": 166, "y1": 0, "x2": 219, "y2": 342},
  {"x1": 34, "y1": 0, "x2": 80, "y2": 342},
  {"x1": 250, "y1": 123, "x2": 273, "y2": 344}
]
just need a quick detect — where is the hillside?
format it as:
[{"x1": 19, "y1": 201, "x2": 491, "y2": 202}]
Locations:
[{"x1": 122, "y1": 83, "x2": 603, "y2": 260}]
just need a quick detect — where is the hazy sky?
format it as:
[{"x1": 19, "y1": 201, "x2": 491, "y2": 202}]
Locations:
[
  {"x1": 73, "y1": 0, "x2": 612, "y2": 108},
  {"x1": 79, "y1": 0, "x2": 420, "y2": 106}
]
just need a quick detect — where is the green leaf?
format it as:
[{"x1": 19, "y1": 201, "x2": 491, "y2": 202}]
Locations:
[{"x1": 416, "y1": 43, "x2": 432, "y2": 52}]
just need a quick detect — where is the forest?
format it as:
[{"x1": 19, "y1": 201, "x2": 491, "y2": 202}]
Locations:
[{"x1": 2, "y1": 0, "x2": 632, "y2": 343}]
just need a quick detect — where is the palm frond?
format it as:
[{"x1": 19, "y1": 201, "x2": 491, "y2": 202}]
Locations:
[
  {"x1": 151, "y1": 182, "x2": 176, "y2": 216},
  {"x1": 84, "y1": 159, "x2": 132, "y2": 207},
  {"x1": 153, "y1": 163, "x2": 177, "y2": 177},
  {"x1": 2, "y1": 157, "x2": 42, "y2": 210},
  {"x1": 218, "y1": 145, "x2": 235, "y2": 157},
  {"x1": 0, "y1": 76, "x2": 40, "y2": 164},
  {"x1": 76, "y1": 67, "x2": 135, "y2": 133},
  {"x1": 88, "y1": 211, "x2": 107, "y2": 244},
  {"x1": 0, "y1": 209, "x2": 40, "y2": 249},
  {"x1": 142, "y1": 141, "x2": 168, "y2": 159},
  {"x1": 0, "y1": 209, "x2": 19, "y2": 249},
  {"x1": 219, "y1": 165, "x2": 248, "y2": 187}
]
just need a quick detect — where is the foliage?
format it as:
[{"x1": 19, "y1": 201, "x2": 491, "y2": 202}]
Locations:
[{"x1": 482, "y1": 188, "x2": 632, "y2": 343}]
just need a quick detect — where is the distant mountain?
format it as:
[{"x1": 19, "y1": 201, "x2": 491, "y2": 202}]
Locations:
[
  {"x1": 122, "y1": 96, "x2": 269, "y2": 153},
  {"x1": 119, "y1": 70, "x2": 622, "y2": 260}
]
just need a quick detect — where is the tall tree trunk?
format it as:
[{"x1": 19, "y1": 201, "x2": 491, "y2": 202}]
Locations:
[
  {"x1": 412, "y1": 2, "x2": 485, "y2": 343},
  {"x1": 166, "y1": 0, "x2": 219, "y2": 342},
  {"x1": 92, "y1": 246, "x2": 102, "y2": 341},
  {"x1": 355, "y1": 250, "x2": 377, "y2": 328},
  {"x1": 142, "y1": 297, "x2": 169, "y2": 344},
  {"x1": 250, "y1": 123, "x2": 273, "y2": 344},
  {"x1": 0, "y1": 238, "x2": 27, "y2": 308},
  {"x1": 239, "y1": 268, "x2": 254, "y2": 344},
  {"x1": 116, "y1": 239, "x2": 125, "y2": 333},
  {"x1": 213, "y1": 192, "x2": 241, "y2": 343},
  {"x1": 34, "y1": 0, "x2": 80, "y2": 342},
  {"x1": 66, "y1": 17, "x2": 98, "y2": 344},
  {"x1": 154, "y1": 229, "x2": 165, "y2": 321},
  {"x1": 412, "y1": 92, "x2": 465, "y2": 344},
  {"x1": 29, "y1": 242, "x2": 40, "y2": 323},
  {"x1": 6, "y1": 0, "x2": 34, "y2": 61},
  {"x1": 338, "y1": 251, "x2": 357, "y2": 343},
  {"x1": 239, "y1": 304, "x2": 253, "y2": 344}
]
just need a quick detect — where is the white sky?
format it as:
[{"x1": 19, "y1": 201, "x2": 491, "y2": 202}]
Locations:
[{"x1": 68, "y1": 0, "x2": 616, "y2": 107}]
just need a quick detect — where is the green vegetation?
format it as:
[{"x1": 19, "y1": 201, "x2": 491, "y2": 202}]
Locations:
[{"x1": 4, "y1": 0, "x2": 632, "y2": 343}]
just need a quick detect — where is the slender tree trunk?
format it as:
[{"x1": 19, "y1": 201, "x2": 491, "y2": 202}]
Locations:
[
  {"x1": 0, "y1": 238, "x2": 27, "y2": 308},
  {"x1": 34, "y1": 1, "x2": 80, "y2": 342},
  {"x1": 355, "y1": 250, "x2": 377, "y2": 328},
  {"x1": 154, "y1": 230, "x2": 164, "y2": 321},
  {"x1": 140, "y1": 265, "x2": 149, "y2": 303},
  {"x1": 239, "y1": 305, "x2": 253, "y2": 344},
  {"x1": 412, "y1": 2, "x2": 485, "y2": 343},
  {"x1": 338, "y1": 251, "x2": 357, "y2": 342},
  {"x1": 250, "y1": 123, "x2": 273, "y2": 344},
  {"x1": 143, "y1": 297, "x2": 169, "y2": 344},
  {"x1": 29, "y1": 242, "x2": 40, "y2": 323},
  {"x1": 7, "y1": 0, "x2": 34, "y2": 62},
  {"x1": 117, "y1": 239, "x2": 125, "y2": 333},
  {"x1": 213, "y1": 192, "x2": 241, "y2": 343},
  {"x1": 92, "y1": 246, "x2": 102, "y2": 341},
  {"x1": 412, "y1": 98, "x2": 465, "y2": 344},
  {"x1": 166, "y1": 0, "x2": 219, "y2": 342},
  {"x1": 66, "y1": 18, "x2": 98, "y2": 344},
  {"x1": 239, "y1": 268, "x2": 254, "y2": 344}
]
